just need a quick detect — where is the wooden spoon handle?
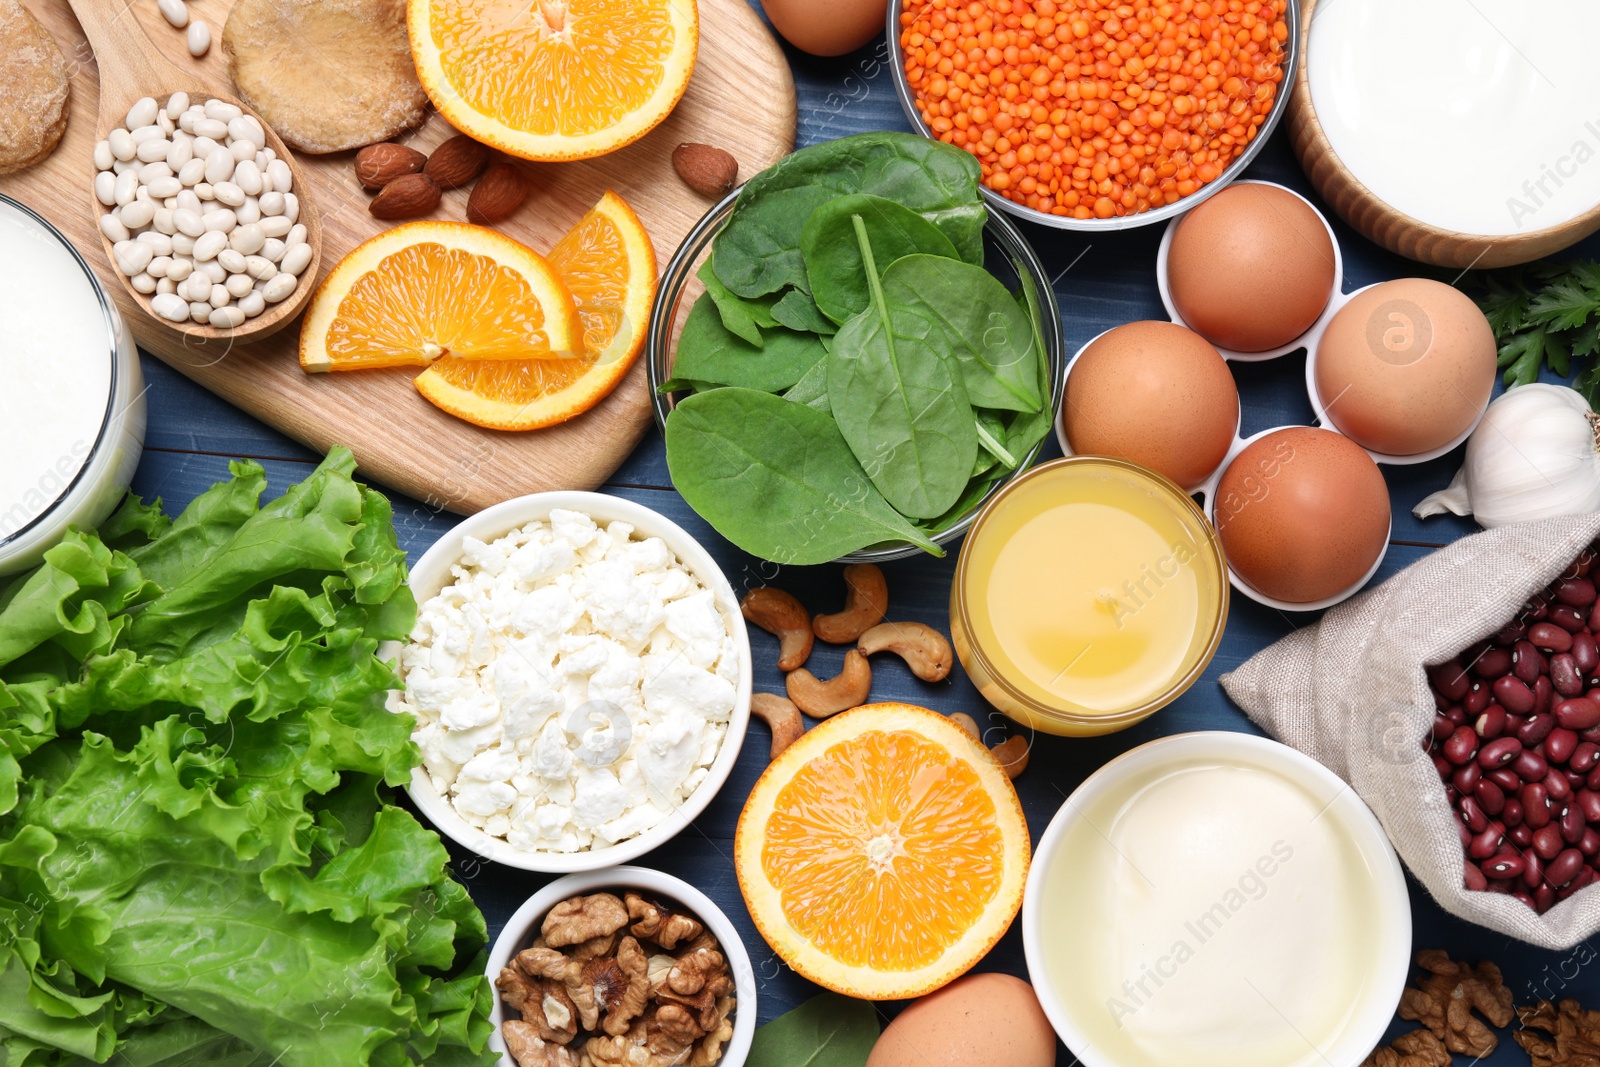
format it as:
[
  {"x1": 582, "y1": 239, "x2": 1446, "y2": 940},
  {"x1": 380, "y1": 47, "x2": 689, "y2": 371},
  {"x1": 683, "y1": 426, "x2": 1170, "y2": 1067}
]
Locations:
[{"x1": 65, "y1": 0, "x2": 189, "y2": 112}]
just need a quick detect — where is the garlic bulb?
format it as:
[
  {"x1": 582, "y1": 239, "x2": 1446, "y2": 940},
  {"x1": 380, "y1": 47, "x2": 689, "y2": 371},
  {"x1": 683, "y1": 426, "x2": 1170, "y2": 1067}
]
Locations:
[{"x1": 1415, "y1": 384, "x2": 1600, "y2": 527}]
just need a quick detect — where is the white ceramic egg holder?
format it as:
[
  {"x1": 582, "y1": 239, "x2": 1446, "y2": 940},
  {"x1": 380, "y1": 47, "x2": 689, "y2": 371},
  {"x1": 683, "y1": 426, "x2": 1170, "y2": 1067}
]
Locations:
[{"x1": 1054, "y1": 180, "x2": 1490, "y2": 613}]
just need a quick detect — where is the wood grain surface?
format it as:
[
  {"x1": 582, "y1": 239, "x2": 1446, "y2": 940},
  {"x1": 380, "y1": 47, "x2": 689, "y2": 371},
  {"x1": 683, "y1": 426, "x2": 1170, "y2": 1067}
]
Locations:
[{"x1": 0, "y1": 0, "x2": 796, "y2": 514}]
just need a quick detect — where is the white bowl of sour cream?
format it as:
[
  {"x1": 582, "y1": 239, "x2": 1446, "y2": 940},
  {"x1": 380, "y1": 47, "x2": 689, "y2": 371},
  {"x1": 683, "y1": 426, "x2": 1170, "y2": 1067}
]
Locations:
[
  {"x1": 0, "y1": 195, "x2": 145, "y2": 575},
  {"x1": 1023, "y1": 731, "x2": 1411, "y2": 1067}
]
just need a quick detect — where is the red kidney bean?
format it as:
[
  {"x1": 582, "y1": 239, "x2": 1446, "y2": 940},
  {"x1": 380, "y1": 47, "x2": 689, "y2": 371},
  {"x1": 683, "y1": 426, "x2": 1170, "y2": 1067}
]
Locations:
[
  {"x1": 1516, "y1": 641, "x2": 1546, "y2": 684},
  {"x1": 1528, "y1": 598, "x2": 1552, "y2": 621},
  {"x1": 1445, "y1": 704, "x2": 1467, "y2": 725},
  {"x1": 1536, "y1": 676, "x2": 1556, "y2": 715},
  {"x1": 1448, "y1": 786, "x2": 1462, "y2": 805},
  {"x1": 1466, "y1": 684, "x2": 1491, "y2": 715},
  {"x1": 1516, "y1": 889, "x2": 1539, "y2": 909},
  {"x1": 1564, "y1": 802, "x2": 1588, "y2": 844},
  {"x1": 1590, "y1": 597, "x2": 1600, "y2": 631},
  {"x1": 1498, "y1": 620, "x2": 1530, "y2": 645},
  {"x1": 1435, "y1": 689, "x2": 1453, "y2": 712},
  {"x1": 1574, "y1": 866, "x2": 1600, "y2": 894},
  {"x1": 1535, "y1": 824, "x2": 1565, "y2": 859},
  {"x1": 1583, "y1": 828, "x2": 1600, "y2": 856},
  {"x1": 1524, "y1": 849, "x2": 1545, "y2": 888},
  {"x1": 1476, "y1": 704, "x2": 1508, "y2": 739},
  {"x1": 1476, "y1": 647, "x2": 1514, "y2": 678},
  {"x1": 1433, "y1": 715, "x2": 1456, "y2": 741},
  {"x1": 1482, "y1": 852, "x2": 1525, "y2": 879},
  {"x1": 1516, "y1": 749, "x2": 1552, "y2": 781},
  {"x1": 1581, "y1": 791, "x2": 1600, "y2": 823},
  {"x1": 1574, "y1": 743, "x2": 1600, "y2": 773},
  {"x1": 1519, "y1": 714, "x2": 1556, "y2": 747},
  {"x1": 1470, "y1": 824, "x2": 1505, "y2": 859},
  {"x1": 1538, "y1": 882, "x2": 1559, "y2": 912},
  {"x1": 1460, "y1": 795, "x2": 1489, "y2": 832},
  {"x1": 1453, "y1": 762, "x2": 1482, "y2": 794},
  {"x1": 1552, "y1": 606, "x2": 1587, "y2": 633},
  {"x1": 1476, "y1": 779, "x2": 1507, "y2": 815},
  {"x1": 1576, "y1": 634, "x2": 1600, "y2": 676},
  {"x1": 1547, "y1": 727, "x2": 1581, "y2": 764},
  {"x1": 1552, "y1": 654, "x2": 1585, "y2": 697},
  {"x1": 1580, "y1": 552, "x2": 1597, "y2": 577},
  {"x1": 1464, "y1": 859, "x2": 1488, "y2": 891},
  {"x1": 1525, "y1": 782, "x2": 1553, "y2": 828},
  {"x1": 1557, "y1": 697, "x2": 1600, "y2": 730},
  {"x1": 1490, "y1": 767, "x2": 1524, "y2": 792},
  {"x1": 1504, "y1": 798, "x2": 1525, "y2": 827},
  {"x1": 1429, "y1": 660, "x2": 1471, "y2": 702},
  {"x1": 1474, "y1": 735, "x2": 1517, "y2": 767},
  {"x1": 1433, "y1": 755, "x2": 1454, "y2": 780},
  {"x1": 1572, "y1": 770, "x2": 1588, "y2": 790},
  {"x1": 1590, "y1": 766, "x2": 1600, "y2": 791},
  {"x1": 1459, "y1": 818, "x2": 1474, "y2": 847},
  {"x1": 1488, "y1": 878, "x2": 1515, "y2": 894},
  {"x1": 1494, "y1": 675, "x2": 1535, "y2": 714},
  {"x1": 1509, "y1": 823, "x2": 1534, "y2": 848},
  {"x1": 1548, "y1": 769, "x2": 1575, "y2": 801},
  {"x1": 1533, "y1": 622, "x2": 1575, "y2": 652},
  {"x1": 1550, "y1": 847, "x2": 1586, "y2": 886},
  {"x1": 1558, "y1": 577, "x2": 1599, "y2": 606}
]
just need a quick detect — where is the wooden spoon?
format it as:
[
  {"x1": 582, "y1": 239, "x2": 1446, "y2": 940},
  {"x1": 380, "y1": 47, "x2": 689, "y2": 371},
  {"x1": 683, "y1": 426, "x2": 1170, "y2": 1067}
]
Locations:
[{"x1": 68, "y1": 0, "x2": 322, "y2": 344}]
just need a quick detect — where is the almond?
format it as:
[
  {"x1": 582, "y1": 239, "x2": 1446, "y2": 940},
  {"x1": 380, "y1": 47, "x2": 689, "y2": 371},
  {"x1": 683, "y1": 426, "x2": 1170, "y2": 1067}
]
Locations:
[
  {"x1": 673, "y1": 143, "x2": 738, "y2": 198},
  {"x1": 466, "y1": 160, "x2": 530, "y2": 225},
  {"x1": 354, "y1": 142, "x2": 426, "y2": 191},
  {"x1": 424, "y1": 134, "x2": 490, "y2": 190},
  {"x1": 369, "y1": 173, "x2": 441, "y2": 219}
]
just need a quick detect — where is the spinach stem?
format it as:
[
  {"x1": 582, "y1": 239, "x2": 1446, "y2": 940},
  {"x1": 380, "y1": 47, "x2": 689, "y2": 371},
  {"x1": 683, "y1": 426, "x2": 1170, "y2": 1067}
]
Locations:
[{"x1": 975, "y1": 422, "x2": 1017, "y2": 469}]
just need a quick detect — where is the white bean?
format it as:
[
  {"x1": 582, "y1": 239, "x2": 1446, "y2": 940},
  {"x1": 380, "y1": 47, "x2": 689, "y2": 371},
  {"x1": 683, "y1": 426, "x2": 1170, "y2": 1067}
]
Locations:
[
  {"x1": 201, "y1": 208, "x2": 236, "y2": 233},
  {"x1": 209, "y1": 284, "x2": 230, "y2": 308},
  {"x1": 230, "y1": 138, "x2": 255, "y2": 163},
  {"x1": 260, "y1": 239, "x2": 286, "y2": 263},
  {"x1": 257, "y1": 215, "x2": 292, "y2": 239},
  {"x1": 257, "y1": 191, "x2": 285, "y2": 217},
  {"x1": 119, "y1": 200, "x2": 155, "y2": 230},
  {"x1": 153, "y1": 208, "x2": 176, "y2": 235},
  {"x1": 285, "y1": 223, "x2": 306, "y2": 248},
  {"x1": 209, "y1": 305, "x2": 246, "y2": 328},
  {"x1": 166, "y1": 135, "x2": 193, "y2": 170},
  {"x1": 162, "y1": 197, "x2": 179, "y2": 210},
  {"x1": 176, "y1": 189, "x2": 201, "y2": 214},
  {"x1": 130, "y1": 124, "x2": 165, "y2": 146},
  {"x1": 130, "y1": 271, "x2": 157, "y2": 294},
  {"x1": 224, "y1": 273, "x2": 254, "y2": 299},
  {"x1": 283, "y1": 193, "x2": 299, "y2": 223},
  {"x1": 112, "y1": 170, "x2": 137, "y2": 206},
  {"x1": 243, "y1": 255, "x2": 277, "y2": 280},
  {"x1": 138, "y1": 162, "x2": 172, "y2": 183},
  {"x1": 202, "y1": 99, "x2": 238, "y2": 122},
  {"x1": 136, "y1": 137, "x2": 170, "y2": 163},
  {"x1": 234, "y1": 198, "x2": 261, "y2": 225},
  {"x1": 151, "y1": 293, "x2": 189, "y2": 322},
  {"x1": 94, "y1": 172, "x2": 117, "y2": 207},
  {"x1": 203, "y1": 147, "x2": 234, "y2": 184},
  {"x1": 109, "y1": 128, "x2": 136, "y2": 161},
  {"x1": 178, "y1": 158, "x2": 206, "y2": 186},
  {"x1": 227, "y1": 117, "x2": 261, "y2": 149},
  {"x1": 193, "y1": 182, "x2": 214, "y2": 201},
  {"x1": 213, "y1": 181, "x2": 246, "y2": 207},
  {"x1": 147, "y1": 255, "x2": 172, "y2": 278},
  {"x1": 266, "y1": 159, "x2": 292, "y2": 194},
  {"x1": 172, "y1": 208, "x2": 205, "y2": 237},
  {"x1": 199, "y1": 259, "x2": 225, "y2": 283},
  {"x1": 94, "y1": 140, "x2": 114, "y2": 171},
  {"x1": 165, "y1": 92, "x2": 189, "y2": 120},
  {"x1": 177, "y1": 109, "x2": 197, "y2": 133},
  {"x1": 193, "y1": 117, "x2": 228, "y2": 142},
  {"x1": 166, "y1": 257, "x2": 193, "y2": 281},
  {"x1": 138, "y1": 230, "x2": 173, "y2": 252},
  {"x1": 232, "y1": 159, "x2": 262, "y2": 196},
  {"x1": 181, "y1": 274, "x2": 211, "y2": 302},
  {"x1": 261, "y1": 273, "x2": 297, "y2": 303},
  {"x1": 190, "y1": 135, "x2": 219, "y2": 158},
  {"x1": 115, "y1": 242, "x2": 153, "y2": 276},
  {"x1": 229, "y1": 224, "x2": 265, "y2": 256},
  {"x1": 238, "y1": 291, "x2": 265, "y2": 318},
  {"x1": 147, "y1": 175, "x2": 181, "y2": 199},
  {"x1": 159, "y1": 111, "x2": 176, "y2": 136},
  {"x1": 189, "y1": 302, "x2": 211, "y2": 324},
  {"x1": 112, "y1": 159, "x2": 134, "y2": 175},
  {"x1": 278, "y1": 243, "x2": 312, "y2": 278},
  {"x1": 156, "y1": 277, "x2": 176, "y2": 295},
  {"x1": 215, "y1": 248, "x2": 244, "y2": 272},
  {"x1": 157, "y1": 0, "x2": 187, "y2": 26},
  {"x1": 125, "y1": 97, "x2": 159, "y2": 130},
  {"x1": 171, "y1": 232, "x2": 197, "y2": 256}
]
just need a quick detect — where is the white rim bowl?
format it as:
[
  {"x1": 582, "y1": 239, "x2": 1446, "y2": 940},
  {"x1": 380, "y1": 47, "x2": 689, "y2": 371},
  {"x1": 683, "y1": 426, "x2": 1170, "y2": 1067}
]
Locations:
[
  {"x1": 485, "y1": 866, "x2": 757, "y2": 1067},
  {"x1": 1022, "y1": 732, "x2": 1412, "y2": 1067},
  {"x1": 382, "y1": 491, "x2": 753, "y2": 873}
]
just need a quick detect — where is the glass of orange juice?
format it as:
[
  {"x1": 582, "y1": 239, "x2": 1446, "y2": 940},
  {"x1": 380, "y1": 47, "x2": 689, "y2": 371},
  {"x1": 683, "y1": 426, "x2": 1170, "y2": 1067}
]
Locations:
[{"x1": 950, "y1": 457, "x2": 1229, "y2": 736}]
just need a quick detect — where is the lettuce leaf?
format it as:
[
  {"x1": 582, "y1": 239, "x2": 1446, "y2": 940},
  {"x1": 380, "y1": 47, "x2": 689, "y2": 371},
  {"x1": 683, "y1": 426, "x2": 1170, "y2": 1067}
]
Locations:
[{"x1": 0, "y1": 449, "x2": 493, "y2": 1067}]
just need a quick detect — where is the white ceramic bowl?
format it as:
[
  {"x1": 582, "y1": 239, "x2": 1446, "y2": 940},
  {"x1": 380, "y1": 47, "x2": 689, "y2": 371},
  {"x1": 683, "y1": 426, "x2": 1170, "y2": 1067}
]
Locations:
[
  {"x1": 486, "y1": 866, "x2": 757, "y2": 1067},
  {"x1": 1022, "y1": 731, "x2": 1411, "y2": 1067},
  {"x1": 384, "y1": 491, "x2": 752, "y2": 873}
]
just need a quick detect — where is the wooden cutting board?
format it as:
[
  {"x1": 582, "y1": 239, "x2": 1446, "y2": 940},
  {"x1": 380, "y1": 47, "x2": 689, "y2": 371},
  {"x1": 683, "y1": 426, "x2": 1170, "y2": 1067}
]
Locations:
[{"x1": 0, "y1": 0, "x2": 795, "y2": 513}]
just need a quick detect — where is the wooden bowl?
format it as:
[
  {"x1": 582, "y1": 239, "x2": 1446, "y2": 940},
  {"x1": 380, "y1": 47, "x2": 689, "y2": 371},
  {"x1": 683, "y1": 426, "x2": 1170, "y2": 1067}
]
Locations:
[
  {"x1": 1287, "y1": 0, "x2": 1600, "y2": 269},
  {"x1": 72, "y1": 0, "x2": 321, "y2": 344}
]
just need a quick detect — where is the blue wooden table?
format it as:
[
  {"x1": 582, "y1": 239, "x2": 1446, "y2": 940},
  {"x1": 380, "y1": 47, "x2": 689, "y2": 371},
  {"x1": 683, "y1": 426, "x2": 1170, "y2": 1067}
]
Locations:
[{"x1": 125, "y1": 27, "x2": 1600, "y2": 1065}]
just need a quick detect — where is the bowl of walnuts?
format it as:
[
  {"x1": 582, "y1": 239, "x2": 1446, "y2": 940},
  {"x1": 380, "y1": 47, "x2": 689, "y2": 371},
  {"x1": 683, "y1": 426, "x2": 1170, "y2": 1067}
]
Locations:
[{"x1": 487, "y1": 866, "x2": 757, "y2": 1067}]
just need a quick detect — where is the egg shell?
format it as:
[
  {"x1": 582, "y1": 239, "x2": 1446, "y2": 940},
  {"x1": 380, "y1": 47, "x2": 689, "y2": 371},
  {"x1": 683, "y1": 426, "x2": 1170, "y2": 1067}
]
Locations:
[
  {"x1": 1215, "y1": 427, "x2": 1390, "y2": 604},
  {"x1": 761, "y1": 0, "x2": 883, "y2": 56},
  {"x1": 1313, "y1": 277, "x2": 1496, "y2": 456},
  {"x1": 1167, "y1": 184, "x2": 1337, "y2": 353},
  {"x1": 1062, "y1": 320, "x2": 1240, "y2": 489},
  {"x1": 866, "y1": 972, "x2": 1057, "y2": 1067}
]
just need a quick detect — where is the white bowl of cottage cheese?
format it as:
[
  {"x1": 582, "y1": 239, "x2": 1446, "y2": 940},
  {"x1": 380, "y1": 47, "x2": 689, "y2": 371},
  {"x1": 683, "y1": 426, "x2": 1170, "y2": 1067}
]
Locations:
[{"x1": 387, "y1": 491, "x2": 751, "y2": 872}]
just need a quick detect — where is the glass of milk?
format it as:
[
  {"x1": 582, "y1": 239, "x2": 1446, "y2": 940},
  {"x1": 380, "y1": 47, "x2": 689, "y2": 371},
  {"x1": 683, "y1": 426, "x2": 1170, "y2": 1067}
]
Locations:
[{"x1": 0, "y1": 195, "x2": 145, "y2": 575}]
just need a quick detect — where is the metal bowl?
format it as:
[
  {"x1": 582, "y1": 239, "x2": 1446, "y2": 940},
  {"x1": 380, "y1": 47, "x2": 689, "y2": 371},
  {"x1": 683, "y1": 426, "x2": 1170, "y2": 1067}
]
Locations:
[
  {"x1": 646, "y1": 188, "x2": 1067, "y2": 564},
  {"x1": 884, "y1": 0, "x2": 1301, "y2": 232}
]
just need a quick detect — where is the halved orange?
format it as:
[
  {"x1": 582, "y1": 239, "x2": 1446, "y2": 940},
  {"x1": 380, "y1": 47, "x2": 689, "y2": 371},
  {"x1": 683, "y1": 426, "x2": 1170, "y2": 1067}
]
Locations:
[
  {"x1": 735, "y1": 703, "x2": 1030, "y2": 1000},
  {"x1": 299, "y1": 222, "x2": 579, "y2": 374},
  {"x1": 407, "y1": 0, "x2": 699, "y2": 162},
  {"x1": 414, "y1": 190, "x2": 657, "y2": 430}
]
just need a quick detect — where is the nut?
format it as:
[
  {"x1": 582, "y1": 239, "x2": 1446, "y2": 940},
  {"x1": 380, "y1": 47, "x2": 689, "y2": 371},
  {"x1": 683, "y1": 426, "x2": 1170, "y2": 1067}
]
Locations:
[
  {"x1": 750, "y1": 692, "x2": 804, "y2": 760},
  {"x1": 990, "y1": 735, "x2": 1029, "y2": 779},
  {"x1": 425, "y1": 133, "x2": 490, "y2": 189},
  {"x1": 467, "y1": 159, "x2": 531, "y2": 225},
  {"x1": 813, "y1": 564, "x2": 888, "y2": 644},
  {"x1": 950, "y1": 712, "x2": 980, "y2": 739},
  {"x1": 672, "y1": 143, "x2": 738, "y2": 198},
  {"x1": 786, "y1": 650, "x2": 871, "y2": 718},
  {"x1": 857, "y1": 621, "x2": 953, "y2": 682},
  {"x1": 369, "y1": 172, "x2": 440, "y2": 219},
  {"x1": 354, "y1": 142, "x2": 425, "y2": 190},
  {"x1": 740, "y1": 587, "x2": 813, "y2": 672}
]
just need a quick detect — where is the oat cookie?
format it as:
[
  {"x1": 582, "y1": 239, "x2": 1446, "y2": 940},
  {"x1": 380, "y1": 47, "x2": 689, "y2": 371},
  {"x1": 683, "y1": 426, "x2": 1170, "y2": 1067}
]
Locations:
[{"x1": 0, "y1": 0, "x2": 71, "y2": 176}]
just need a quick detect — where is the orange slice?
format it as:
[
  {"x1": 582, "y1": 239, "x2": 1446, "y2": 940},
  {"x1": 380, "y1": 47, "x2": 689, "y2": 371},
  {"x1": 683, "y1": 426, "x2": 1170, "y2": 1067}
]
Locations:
[
  {"x1": 414, "y1": 191, "x2": 658, "y2": 430},
  {"x1": 735, "y1": 703, "x2": 1030, "y2": 1000},
  {"x1": 298, "y1": 222, "x2": 579, "y2": 374},
  {"x1": 407, "y1": 0, "x2": 699, "y2": 162}
]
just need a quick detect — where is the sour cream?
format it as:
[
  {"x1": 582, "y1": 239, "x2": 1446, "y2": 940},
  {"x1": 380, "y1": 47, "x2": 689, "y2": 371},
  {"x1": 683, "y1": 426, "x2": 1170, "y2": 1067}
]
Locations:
[{"x1": 1309, "y1": 0, "x2": 1600, "y2": 236}]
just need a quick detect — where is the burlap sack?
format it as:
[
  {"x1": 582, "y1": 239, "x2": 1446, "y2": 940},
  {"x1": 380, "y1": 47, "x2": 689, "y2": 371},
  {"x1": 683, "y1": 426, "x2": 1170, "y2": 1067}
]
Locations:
[{"x1": 1221, "y1": 514, "x2": 1600, "y2": 949}]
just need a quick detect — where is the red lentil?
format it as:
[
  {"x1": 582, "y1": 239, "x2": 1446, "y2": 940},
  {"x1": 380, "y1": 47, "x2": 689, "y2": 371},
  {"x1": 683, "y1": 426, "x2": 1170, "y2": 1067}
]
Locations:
[{"x1": 899, "y1": 0, "x2": 1289, "y2": 220}]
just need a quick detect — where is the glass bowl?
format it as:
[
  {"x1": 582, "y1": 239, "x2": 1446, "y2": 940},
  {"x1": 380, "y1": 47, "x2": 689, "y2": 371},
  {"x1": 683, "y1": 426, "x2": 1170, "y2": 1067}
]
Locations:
[
  {"x1": 646, "y1": 189, "x2": 1067, "y2": 564},
  {"x1": 884, "y1": 0, "x2": 1301, "y2": 232}
]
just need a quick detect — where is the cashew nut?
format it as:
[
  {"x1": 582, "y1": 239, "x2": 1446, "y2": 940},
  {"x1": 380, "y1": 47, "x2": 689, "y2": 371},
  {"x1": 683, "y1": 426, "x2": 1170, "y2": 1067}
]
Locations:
[
  {"x1": 856, "y1": 621, "x2": 953, "y2": 682},
  {"x1": 950, "y1": 712, "x2": 980, "y2": 739},
  {"x1": 991, "y1": 735, "x2": 1029, "y2": 779},
  {"x1": 750, "y1": 693, "x2": 804, "y2": 760},
  {"x1": 740, "y1": 587, "x2": 813, "y2": 672},
  {"x1": 813, "y1": 564, "x2": 888, "y2": 644},
  {"x1": 785, "y1": 650, "x2": 872, "y2": 718}
]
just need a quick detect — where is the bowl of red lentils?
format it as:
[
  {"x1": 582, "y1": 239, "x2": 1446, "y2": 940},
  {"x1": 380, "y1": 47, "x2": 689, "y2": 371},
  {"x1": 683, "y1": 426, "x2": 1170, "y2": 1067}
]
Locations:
[{"x1": 889, "y1": 0, "x2": 1298, "y2": 230}]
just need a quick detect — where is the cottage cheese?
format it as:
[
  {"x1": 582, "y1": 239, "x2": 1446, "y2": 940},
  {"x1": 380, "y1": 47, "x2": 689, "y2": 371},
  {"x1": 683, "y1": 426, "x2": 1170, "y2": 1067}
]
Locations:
[{"x1": 395, "y1": 510, "x2": 739, "y2": 852}]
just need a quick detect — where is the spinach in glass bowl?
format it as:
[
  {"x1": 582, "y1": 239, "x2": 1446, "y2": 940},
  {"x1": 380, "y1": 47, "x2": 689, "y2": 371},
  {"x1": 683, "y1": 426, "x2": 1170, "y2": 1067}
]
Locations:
[{"x1": 648, "y1": 132, "x2": 1066, "y2": 566}]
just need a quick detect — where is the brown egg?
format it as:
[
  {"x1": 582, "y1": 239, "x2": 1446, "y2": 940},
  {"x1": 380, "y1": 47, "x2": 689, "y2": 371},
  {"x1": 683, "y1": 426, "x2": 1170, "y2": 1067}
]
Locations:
[
  {"x1": 1215, "y1": 427, "x2": 1390, "y2": 604},
  {"x1": 761, "y1": 0, "x2": 883, "y2": 57},
  {"x1": 1062, "y1": 321, "x2": 1239, "y2": 489},
  {"x1": 1167, "y1": 184, "x2": 1336, "y2": 352},
  {"x1": 1313, "y1": 278, "x2": 1497, "y2": 456},
  {"x1": 866, "y1": 973, "x2": 1056, "y2": 1067}
]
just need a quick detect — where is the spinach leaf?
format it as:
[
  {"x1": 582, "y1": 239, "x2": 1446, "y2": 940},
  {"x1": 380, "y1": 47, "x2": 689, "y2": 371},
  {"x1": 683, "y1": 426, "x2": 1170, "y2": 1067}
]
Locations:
[
  {"x1": 665, "y1": 388, "x2": 943, "y2": 564},
  {"x1": 1002, "y1": 265, "x2": 1058, "y2": 459},
  {"x1": 827, "y1": 216, "x2": 977, "y2": 520},
  {"x1": 712, "y1": 132, "x2": 987, "y2": 298},
  {"x1": 771, "y1": 288, "x2": 838, "y2": 335},
  {"x1": 782, "y1": 360, "x2": 831, "y2": 412},
  {"x1": 802, "y1": 194, "x2": 959, "y2": 324},
  {"x1": 882, "y1": 254, "x2": 1041, "y2": 413},
  {"x1": 656, "y1": 377, "x2": 723, "y2": 395},
  {"x1": 922, "y1": 471, "x2": 1004, "y2": 534},
  {"x1": 698, "y1": 257, "x2": 776, "y2": 347},
  {"x1": 669, "y1": 295, "x2": 827, "y2": 393},
  {"x1": 746, "y1": 993, "x2": 880, "y2": 1067}
]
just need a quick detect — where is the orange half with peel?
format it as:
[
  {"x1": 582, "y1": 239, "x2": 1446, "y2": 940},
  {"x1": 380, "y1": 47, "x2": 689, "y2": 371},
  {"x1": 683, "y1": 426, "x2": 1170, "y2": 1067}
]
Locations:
[
  {"x1": 414, "y1": 190, "x2": 658, "y2": 430},
  {"x1": 298, "y1": 221, "x2": 579, "y2": 374},
  {"x1": 735, "y1": 702, "x2": 1030, "y2": 1000},
  {"x1": 408, "y1": 0, "x2": 699, "y2": 162}
]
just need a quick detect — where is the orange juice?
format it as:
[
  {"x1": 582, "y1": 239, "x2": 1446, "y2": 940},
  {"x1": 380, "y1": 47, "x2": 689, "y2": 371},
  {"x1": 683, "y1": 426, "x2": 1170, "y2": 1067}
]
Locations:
[{"x1": 951, "y1": 458, "x2": 1227, "y2": 735}]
